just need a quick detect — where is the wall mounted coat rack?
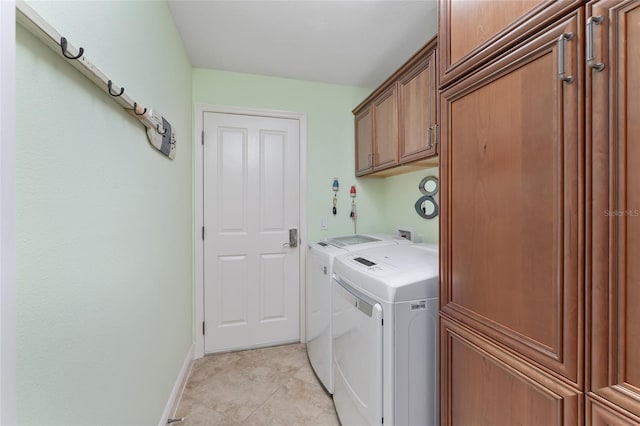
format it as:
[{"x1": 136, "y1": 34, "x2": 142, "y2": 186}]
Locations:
[{"x1": 15, "y1": 1, "x2": 176, "y2": 160}]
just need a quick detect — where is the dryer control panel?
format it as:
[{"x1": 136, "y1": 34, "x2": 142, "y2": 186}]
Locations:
[
  {"x1": 354, "y1": 257, "x2": 375, "y2": 267},
  {"x1": 352, "y1": 256, "x2": 384, "y2": 272}
]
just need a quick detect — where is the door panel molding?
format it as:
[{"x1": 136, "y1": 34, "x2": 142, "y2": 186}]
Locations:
[
  {"x1": 441, "y1": 315, "x2": 583, "y2": 426},
  {"x1": 588, "y1": 0, "x2": 640, "y2": 418},
  {"x1": 440, "y1": 10, "x2": 584, "y2": 387},
  {"x1": 586, "y1": 393, "x2": 640, "y2": 425},
  {"x1": 194, "y1": 104, "x2": 307, "y2": 359},
  {"x1": 439, "y1": 0, "x2": 583, "y2": 87}
]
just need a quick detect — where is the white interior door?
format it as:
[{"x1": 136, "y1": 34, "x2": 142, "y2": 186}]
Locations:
[{"x1": 203, "y1": 112, "x2": 300, "y2": 354}]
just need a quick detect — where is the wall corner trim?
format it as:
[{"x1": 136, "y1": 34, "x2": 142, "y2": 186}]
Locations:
[
  {"x1": 1, "y1": 1, "x2": 17, "y2": 424},
  {"x1": 158, "y1": 344, "x2": 194, "y2": 426}
]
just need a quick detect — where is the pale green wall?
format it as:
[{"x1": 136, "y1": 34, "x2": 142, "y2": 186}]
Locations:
[
  {"x1": 16, "y1": 1, "x2": 193, "y2": 425},
  {"x1": 380, "y1": 167, "x2": 439, "y2": 243},
  {"x1": 193, "y1": 69, "x2": 439, "y2": 243}
]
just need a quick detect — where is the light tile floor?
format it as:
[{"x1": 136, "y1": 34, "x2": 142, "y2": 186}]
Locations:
[{"x1": 174, "y1": 343, "x2": 340, "y2": 425}]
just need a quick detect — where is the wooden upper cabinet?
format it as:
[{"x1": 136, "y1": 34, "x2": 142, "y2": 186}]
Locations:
[
  {"x1": 372, "y1": 85, "x2": 398, "y2": 171},
  {"x1": 439, "y1": 9, "x2": 584, "y2": 386},
  {"x1": 353, "y1": 37, "x2": 437, "y2": 177},
  {"x1": 439, "y1": 0, "x2": 583, "y2": 87},
  {"x1": 354, "y1": 87, "x2": 398, "y2": 177},
  {"x1": 398, "y1": 49, "x2": 437, "y2": 163},
  {"x1": 588, "y1": 0, "x2": 640, "y2": 420},
  {"x1": 355, "y1": 106, "x2": 373, "y2": 175}
]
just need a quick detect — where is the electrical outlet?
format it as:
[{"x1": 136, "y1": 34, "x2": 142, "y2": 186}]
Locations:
[
  {"x1": 320, "y1": 217, "x2": 328, "y2": 230},
  {"x1": 398, "y1": 228, "x2": 412, "y2": 241}
]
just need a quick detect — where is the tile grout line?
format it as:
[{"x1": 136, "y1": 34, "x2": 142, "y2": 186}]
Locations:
[
  {"x1": 238, "y1": 361, "x2": 311, "y2": 424},
  {"x1": 234, "y1": 350, "x2": 307, "y2": 423},
  {"x1": 236, "y1": 373, "x2": 296, "y2": 423},
  {"x1": 176, "y1": 344, "x2": 338, "y2": 425}
]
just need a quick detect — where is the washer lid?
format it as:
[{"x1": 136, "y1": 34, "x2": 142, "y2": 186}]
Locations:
[
  {"x1": 326, "y1": 233, "x2": 412, "y2": 250},
  {"x1": 308, "y1": 240, "x2": 347, "y2": 257},
  {"x1": 327, "y1": 234, "x2": 381, "y2": 247},
  {"x1": 333, "y1": 245, "x2": 439, "y2": 302}
]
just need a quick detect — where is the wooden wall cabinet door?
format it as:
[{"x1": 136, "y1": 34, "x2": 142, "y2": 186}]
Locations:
[
  {"x1": 354, "y1": 86, "x2": 398, "y2": 176},
  {"x1": 440, "y1": 9, "x2": 584, "y2": 387},
  {"x1": 441, "y1": 316, "x2": 583, "y2": 425},
  {"x1": 355, "y1": 106, "x2": 373, "y2": 176},
  {"x1": 371, "y1": 85, "x2": 399, "y2": 171},
  {"x1": 439, "y1": 0, "x2": 583, "y2": 87},
  {"x1": 588, "y1": 0, "x2": 640, "y2": 422},
  {"x1": 398, "y1": 49, "x2": 437, "y2": 163}
]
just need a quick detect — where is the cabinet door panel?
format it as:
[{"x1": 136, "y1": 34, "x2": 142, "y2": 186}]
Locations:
[
  {"x1": 372, "y1": 85, "x2": 398, "y2": 170},
  {"x1": 355, "y1": 107, "x2": 372, "y2": 176},
  {"x1": 586, "y1": 396, "x2": 640, "y2": 426},
  {"x1": 440, "y1": 10, "x2": 584, "y2": 385},
  {"x1": 399, "y1": 51, "x2": 437, "y2": 163},
  {"x1": 439, "y1": 0, "x2": 583, "y2": 86},
  {"x1": 441, "y1": 316, "x2": 582, "y2": 426},
  {"x1": 589, "y1": 0, "x2": 640, "y2": 418}
]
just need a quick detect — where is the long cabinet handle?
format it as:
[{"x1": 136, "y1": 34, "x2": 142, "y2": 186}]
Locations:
[
  {"x1": 427, "y1": 127, "x2": 433, "y2": 150},
  {"x1": 587, "y1": 16, "x2": 605, "y2": 72},
  {"x1": 433, "y1": 124, "x2": 438, "y2": 150},
  {"x1": 558, "y1": 32, "x2": 575, "y2": 83}
]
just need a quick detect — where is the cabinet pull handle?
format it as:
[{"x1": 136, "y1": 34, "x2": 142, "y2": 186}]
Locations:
[
  {"x1": 427, "y1": 127, "x2": 433, "y2": 150},
  {"x1": 587, "y1": 16, "x2": 605, "y2": 72},
  {"x1": 433, "y1": 124, "x2": 438, "y2": 150},
  {"x1": 558, "y1": 32, "x2": 575, "y2": 83}
]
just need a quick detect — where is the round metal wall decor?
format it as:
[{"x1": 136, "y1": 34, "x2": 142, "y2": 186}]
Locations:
[
  {"x1": 418, "y1": 176, "x2": 439, "y2": 196},
  {"x1": 415, "y1": 195, "x2": 438, "y2": 219},
  {"x1": 415, "y1": 175, "x2": 438, "y2": 219}
]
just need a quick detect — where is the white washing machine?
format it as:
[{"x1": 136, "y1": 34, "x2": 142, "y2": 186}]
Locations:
[
  {"x1": 306, "y1": 234, "x2": 411, "y2": 394},
  {"x1": 332, "y1": 244, "x2": 439, "y2": 426}
]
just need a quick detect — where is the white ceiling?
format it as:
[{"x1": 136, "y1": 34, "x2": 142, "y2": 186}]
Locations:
[{"x1": 167, "y1": 1, "x2": 438, "y2": 88}]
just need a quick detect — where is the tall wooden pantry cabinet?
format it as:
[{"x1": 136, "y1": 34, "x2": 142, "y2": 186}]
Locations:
[
  {"x1": 587, "y1": 1, "x2": 640, "y2": 424},
  {"x1": 438, "y1": 0, "x2": 640, "y2": 424}
]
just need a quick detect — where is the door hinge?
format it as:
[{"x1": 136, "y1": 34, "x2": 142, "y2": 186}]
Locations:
[
  {"x1": 202, "y1": 321, "x2": 205, "y2": 335},
  {"x1": 202, "y1": 226, "x2": 205, "y2": 240},
  {"x1": 381, "y1": 319, "x2": 384, "y2": 326},
  {"x1": 201, "y1": 130, "x2": 204, "y2": 145},
  {"x1": 382, "y1": 417, "x2": 384, "y2": 424}
]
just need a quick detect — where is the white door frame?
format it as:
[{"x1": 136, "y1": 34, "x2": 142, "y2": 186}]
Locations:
[
  {"x1": 194, "y1": 104, "x2": 307, "y2": 359},
  {"x1": 1, "y1": 0, "x2": 17, "y2": 423}
]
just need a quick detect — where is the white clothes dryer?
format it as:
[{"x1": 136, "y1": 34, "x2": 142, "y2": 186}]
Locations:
[
  {"x1": 306, "y1": 234, "x2": 411, "y2": 394},
  {"x1": 332, "y1": 244, "x2": 439, "y2": 426}
]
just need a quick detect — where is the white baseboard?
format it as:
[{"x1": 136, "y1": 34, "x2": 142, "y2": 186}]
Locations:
[{"x1": 158, "y1": 344, "x2": 194, "y2": 426}]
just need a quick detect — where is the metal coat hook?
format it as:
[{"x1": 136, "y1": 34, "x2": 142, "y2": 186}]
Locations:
[
  {"x1": 132, "y1": 102, "x2": 147, "y2": 116},
  {"x1": 156, "y1": 124, "x2": 167, "y2": 135},
  {"x1": 107, "y1": 80, "x2": 124, "y2": 97},
  {"x1": 60, "y1": 36, "x2": 84, "y2": 60},
  {"x1": 16, "y1": 2, "x2": 176, "y2": 160}
]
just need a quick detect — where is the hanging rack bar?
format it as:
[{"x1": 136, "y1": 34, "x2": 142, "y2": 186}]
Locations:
[{"x1": 15, "y1": 0, "x2": 176, "y2": 159}]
